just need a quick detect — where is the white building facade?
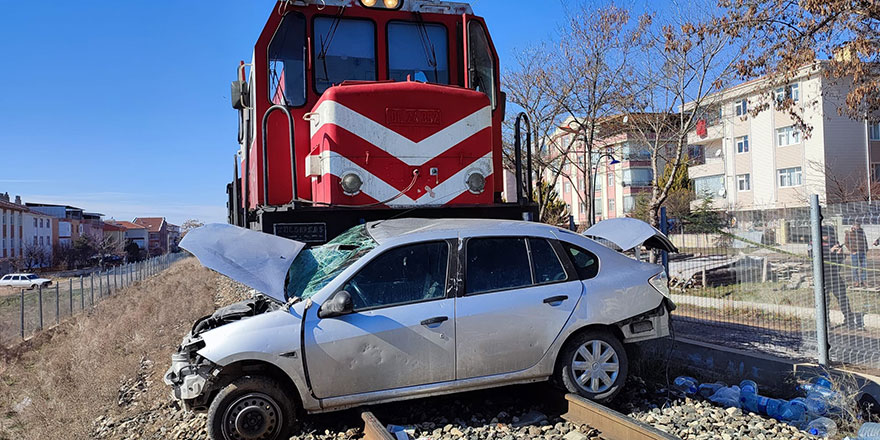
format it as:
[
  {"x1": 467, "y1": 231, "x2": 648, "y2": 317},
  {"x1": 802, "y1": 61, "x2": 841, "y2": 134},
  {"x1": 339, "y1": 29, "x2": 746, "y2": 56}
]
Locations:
[
  {"x1": 686, "y1": 63, "x2": 878, "y2": 212},
  {"x1": 23, "y1": 210, "x2": 54, "y2": 268}
]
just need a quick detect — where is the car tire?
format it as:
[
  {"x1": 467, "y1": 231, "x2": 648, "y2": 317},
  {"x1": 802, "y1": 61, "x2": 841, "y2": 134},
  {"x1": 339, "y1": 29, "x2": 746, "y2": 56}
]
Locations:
[
  {"x1": 557, "y1": 329, "x2": 628, "y2": 403},
  {"x1": 207, "y1": 375, "x2": 296, "y2": 440}
]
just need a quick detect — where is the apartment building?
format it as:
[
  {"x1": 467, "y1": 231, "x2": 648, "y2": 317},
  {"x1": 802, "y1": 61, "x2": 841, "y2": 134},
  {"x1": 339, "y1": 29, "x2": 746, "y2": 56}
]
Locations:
[
  {"x1": 133, "y1": 217, "x2": 169, "y2": 255},
  {"x1": 0, "y1": 194, "x2": 26, "y2": 260},
  {"x1": 110, "y1": 221, "x2": 148, "y2": 249},
  {"x1": 23, "y1": 209, "x2": 54, "y2": 268},
  {"x1": 26, "y1": 203, "x2": 86, "y2": 247},
  {"x1": 543, "y1": 115, "x2": 672, "y2": 228},
  {"x1": 102, "y1": 222, "x2": 127, "y2": 253},
  {"x1": 685, "y1": 63, "x2": 877, "y2": 212}
]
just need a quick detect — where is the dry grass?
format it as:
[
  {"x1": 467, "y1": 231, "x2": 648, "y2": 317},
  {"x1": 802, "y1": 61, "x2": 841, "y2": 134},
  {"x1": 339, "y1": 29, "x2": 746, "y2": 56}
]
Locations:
[{"x1": 0, "y1": 259, "x2": 217, "y2": 440}]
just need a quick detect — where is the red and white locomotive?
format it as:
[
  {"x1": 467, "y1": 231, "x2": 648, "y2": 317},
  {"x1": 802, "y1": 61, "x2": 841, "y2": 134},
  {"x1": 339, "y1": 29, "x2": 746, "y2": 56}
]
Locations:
[{"x1": 228, "y1": 0, "x2": 535, "y2": 242}]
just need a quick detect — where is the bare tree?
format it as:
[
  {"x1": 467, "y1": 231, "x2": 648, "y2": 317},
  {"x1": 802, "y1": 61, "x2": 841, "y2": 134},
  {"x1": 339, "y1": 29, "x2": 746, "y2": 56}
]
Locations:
[
  {"x1": 721, "y1": 0, "x2": 880, "y2": 119},
  {"x1": 621, "y1": 6, "x2": 744, "y2": 227},
  {"x1": 180, "y1": 219, "x2": 205, "y2": 239},
  {"x1": 23, "y1": 243, "x2": 47, "y2": 271}
]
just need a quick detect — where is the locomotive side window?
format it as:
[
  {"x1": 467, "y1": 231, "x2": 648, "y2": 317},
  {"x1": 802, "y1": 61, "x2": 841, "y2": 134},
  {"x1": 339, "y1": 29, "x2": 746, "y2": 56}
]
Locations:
[
  {"x1": 313, "y1": 17, "x2": 377, "y2": 93},
  {"x1": 387, "y1": 21, "x2": 449, "y2": 84},
  {"x1": 467, "y1": 21, "x2": 495, "y2": 108},
  {"x1": 268, "y1": 13, "x2": 307, "y2": 107}
]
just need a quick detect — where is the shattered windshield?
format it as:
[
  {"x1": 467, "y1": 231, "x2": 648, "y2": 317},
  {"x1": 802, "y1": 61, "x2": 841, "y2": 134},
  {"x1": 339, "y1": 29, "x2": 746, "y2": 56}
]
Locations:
[{"x1": 285, "y1": 225, "x2": 378, "y2": 301}]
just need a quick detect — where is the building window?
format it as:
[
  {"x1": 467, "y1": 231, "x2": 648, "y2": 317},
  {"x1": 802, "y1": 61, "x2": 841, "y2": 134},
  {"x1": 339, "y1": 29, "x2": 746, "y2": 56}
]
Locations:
[
  {"x1": 608, "y1": 172, "x2": 615, "y2": 186},
  {"x1": 39, "y1": 237, "x2": 43, "y2": 246},
  {"x1": 736, "y1": 135, "x2": 750, "y2": 153},
  {"x1": 594, "y1": 199, "x2": 603, "y2": 216},
  {"x1": 737, "y1": 174, "x2": 751, "y2": 191},
  {"x1": 870, "y1": 122, "x2": 880, "y2": 141},
  {"x1": 734, "y1": 99, "x2": 748, "y2": 116},
  {"x1": 775, "y1": 83, "x2": 800, "y2": 103},
  {"x1": 623, "y1": 195, "x2": 637, "y2": 213},
  {"x1": 872, "y1": 163, "x2": 880, "y2": 182},
  {"x1": 778, "y1": 167, "x2": 803, "y2": 187},
  {"x1": 608, "y1": 199, "x2": 615, "y2": 213},
  {"x1": 564, "y1": 182, "x2": 572, "y2": 193},
  {"x1": 34, "y1": 236, "x2": 38, "y2": 246},
  {"x1": 621, "y1": 168, "x2": 653, "y2": 187},
  {"x1": 694, "y1": 175, "x2": 725, "y2": 197},
  {"x1": 33, "y1": 218, "x2": 37, "y2": 227},
  {"x1": 776, "y1": 125, "x2": 801, "y2": 146}
]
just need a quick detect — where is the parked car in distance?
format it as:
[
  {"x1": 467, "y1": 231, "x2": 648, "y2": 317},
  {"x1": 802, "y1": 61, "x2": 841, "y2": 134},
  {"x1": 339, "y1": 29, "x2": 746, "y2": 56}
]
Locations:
[
  {"x1": 0, "y1": 273, "x2": 52, "y2": 289},
  {"x1": 167, "y1": 219, "x2": 677, "y2": 440}
]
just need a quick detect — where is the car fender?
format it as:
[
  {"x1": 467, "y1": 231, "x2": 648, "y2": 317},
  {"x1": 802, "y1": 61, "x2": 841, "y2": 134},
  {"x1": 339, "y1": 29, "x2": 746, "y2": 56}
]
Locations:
[
  {"x1": 196, "y1": 301, "x2": 320, "y2": 411},
  {"x1": 531, "y1": 250, "x2": 667, "y2": 376}
]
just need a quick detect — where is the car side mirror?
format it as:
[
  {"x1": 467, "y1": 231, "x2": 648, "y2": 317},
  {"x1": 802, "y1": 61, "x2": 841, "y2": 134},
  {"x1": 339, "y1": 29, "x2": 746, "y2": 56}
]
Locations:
[{"x1": 317, "y1": 290, "x2": 354, "y2": 319}]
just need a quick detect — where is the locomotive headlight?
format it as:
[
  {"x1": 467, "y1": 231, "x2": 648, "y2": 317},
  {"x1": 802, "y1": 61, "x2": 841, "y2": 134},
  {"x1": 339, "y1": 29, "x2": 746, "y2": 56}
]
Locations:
[
  {"x1": 361, "y1": 0, "x2": 377, "y2": 6},
  {"x1": 359, "y1": 0, "x2": 401, "y2": 8},
  {"x1": 383, "y1": 0, "x2": 399, "y2": 8},
  {"x1": 466, "y1": 172, "x2": 486, "y2": 194},
  {"x1": 340, "y1": 172, "x2": 364, "y2": 196}
]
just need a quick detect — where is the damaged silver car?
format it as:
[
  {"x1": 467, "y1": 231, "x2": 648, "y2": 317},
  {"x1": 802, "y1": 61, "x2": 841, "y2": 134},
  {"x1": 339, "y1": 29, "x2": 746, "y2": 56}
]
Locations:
[{"x1": 166, "y1": 218, "x2": 676, "y2": 440}]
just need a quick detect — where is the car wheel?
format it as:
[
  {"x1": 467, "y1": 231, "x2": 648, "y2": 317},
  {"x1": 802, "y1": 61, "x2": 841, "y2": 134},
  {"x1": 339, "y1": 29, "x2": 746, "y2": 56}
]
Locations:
[
  {"x1": 207, "y1": 376, "x2": 296, "y2": 440},
  {"x1": 557, "y1": 329, "x2": 628, "y2": 402}
]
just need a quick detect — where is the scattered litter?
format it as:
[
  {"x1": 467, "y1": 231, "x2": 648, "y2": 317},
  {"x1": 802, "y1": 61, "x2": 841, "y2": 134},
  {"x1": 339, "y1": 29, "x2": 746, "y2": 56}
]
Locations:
[{"x1": 12, "y1": 396, "x2": 32, "y2": 413}]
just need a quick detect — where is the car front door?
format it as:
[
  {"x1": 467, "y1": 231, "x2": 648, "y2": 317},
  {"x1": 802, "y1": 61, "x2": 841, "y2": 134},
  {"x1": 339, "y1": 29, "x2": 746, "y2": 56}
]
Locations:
[
  {"x1": 11, "y1": 276, "x2": 22, "y2": 287},
  {"x1": 455, "y1": 236, "x2": 584, "y2": 379},
  {"x1": 304, "y1": 240, "x2": 456, "y2": 398}
]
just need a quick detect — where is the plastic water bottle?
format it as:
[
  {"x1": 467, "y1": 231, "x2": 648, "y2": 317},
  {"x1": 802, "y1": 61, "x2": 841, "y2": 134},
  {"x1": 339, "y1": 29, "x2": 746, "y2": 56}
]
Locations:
[
  {"x1": 779, "y1": 398, "x2": 808, "y2": 424},
  {"x1": 698, "y1": 382, "x2": 725, "y2": 399},
  {"x1": 764, "y1": 398, "x2": 789, "y2": 420},
  {"x1": 804, "y1": 393, "x2": 829, "y2": 417},
  {"x1": 739, "y1": 379, "x2": 758, "y2": 395},
  {"x1": 806, "y1": 417, "x2": 838, "y2": 437},
  {"x1": 709, "y1": 385, "x2": 741, "y2": 408},
  {"x1": 858, "y1": 422, "x2": 880, "y2": 439},
  {"x1": 673, "y1": 376, "x2": 698, "y2": 395}
]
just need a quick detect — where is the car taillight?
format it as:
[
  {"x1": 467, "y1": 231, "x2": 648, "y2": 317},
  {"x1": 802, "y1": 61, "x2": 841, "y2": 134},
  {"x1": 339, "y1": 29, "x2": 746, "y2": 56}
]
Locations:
[{"x1": 649, "y1": 271, "x2": 670, "y2": 297}]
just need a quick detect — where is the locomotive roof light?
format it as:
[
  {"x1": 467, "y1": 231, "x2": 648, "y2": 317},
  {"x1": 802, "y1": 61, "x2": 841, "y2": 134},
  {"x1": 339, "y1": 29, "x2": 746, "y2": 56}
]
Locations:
[
  {"x1": 359, "y1": 0, "x2": 402, "y2": 9},
  {"x1": 340, "y1": 172, "x2": 364, "y2": 196},
  {"x1": 466, "y1": 172, "x2": 486, "y2": 194}
]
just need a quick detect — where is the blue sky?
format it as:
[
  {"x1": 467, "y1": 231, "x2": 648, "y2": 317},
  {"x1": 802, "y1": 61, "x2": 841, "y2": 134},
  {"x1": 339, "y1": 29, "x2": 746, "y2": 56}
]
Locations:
[{"x1": 0, "y1": 1, "x2": 568, "y2": 225}]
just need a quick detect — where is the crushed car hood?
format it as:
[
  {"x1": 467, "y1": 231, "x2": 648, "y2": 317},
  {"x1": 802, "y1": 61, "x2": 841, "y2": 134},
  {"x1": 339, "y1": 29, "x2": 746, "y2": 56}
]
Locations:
[
  {"x1": 585, "y1": 218, "x2": 678, "y2": 253},
  {"x1": 180, "y1": 224, "x2": 305, "y2": 302}
]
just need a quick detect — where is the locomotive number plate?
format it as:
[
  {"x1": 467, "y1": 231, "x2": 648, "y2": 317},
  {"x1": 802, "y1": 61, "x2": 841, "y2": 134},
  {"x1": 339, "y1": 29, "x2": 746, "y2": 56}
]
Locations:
[{"x1": 274, "y1": 222, "x2": 327, "y2": 243}]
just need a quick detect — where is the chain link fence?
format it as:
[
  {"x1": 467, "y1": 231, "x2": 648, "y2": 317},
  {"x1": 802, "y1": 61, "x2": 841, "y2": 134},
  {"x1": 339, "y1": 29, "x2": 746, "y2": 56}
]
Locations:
[
  {"x1": 0, "y1": 252, "x2": 188, "y2": 346},
  {"x1": 666, "y1": 198, "x2": 880, "y2": 371}
]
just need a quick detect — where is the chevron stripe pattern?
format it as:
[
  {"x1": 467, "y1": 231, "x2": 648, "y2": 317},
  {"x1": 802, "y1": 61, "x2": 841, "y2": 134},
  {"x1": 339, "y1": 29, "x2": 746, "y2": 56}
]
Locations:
[{"x1": 307, "y1": 96, "x2": 494, "y2": 207}]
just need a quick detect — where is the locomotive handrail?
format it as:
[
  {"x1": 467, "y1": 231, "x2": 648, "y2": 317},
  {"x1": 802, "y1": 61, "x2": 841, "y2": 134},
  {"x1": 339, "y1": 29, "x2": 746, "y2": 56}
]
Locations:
[
  {"x1": 261, "y1": 104, "x2": 298, "y2": 207},
  {"x1": 514, "y1": 112, "x2": 533, "y2": 205}
]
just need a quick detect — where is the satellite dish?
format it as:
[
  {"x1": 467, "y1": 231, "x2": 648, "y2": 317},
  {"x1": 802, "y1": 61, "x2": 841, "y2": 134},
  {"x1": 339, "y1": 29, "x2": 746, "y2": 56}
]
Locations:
[
  {"x1": 714, "y1": 149, "x2": 723, "y2": 157},
  {"x1": 718, "y1": 188, "x2": 727, "y2": 197}
]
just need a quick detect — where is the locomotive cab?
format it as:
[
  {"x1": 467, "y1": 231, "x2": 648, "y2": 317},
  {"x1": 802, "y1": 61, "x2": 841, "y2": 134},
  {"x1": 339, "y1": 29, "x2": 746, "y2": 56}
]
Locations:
[{"x1": 228, "y1": 0, "x2": 535, "y2": 243}]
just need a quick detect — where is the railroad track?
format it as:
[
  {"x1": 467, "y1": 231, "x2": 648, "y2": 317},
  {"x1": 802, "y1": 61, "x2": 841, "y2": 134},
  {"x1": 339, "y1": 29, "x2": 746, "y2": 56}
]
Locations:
[{"x1": 358, "y1": 392, "x2": 677, "y2": 440}]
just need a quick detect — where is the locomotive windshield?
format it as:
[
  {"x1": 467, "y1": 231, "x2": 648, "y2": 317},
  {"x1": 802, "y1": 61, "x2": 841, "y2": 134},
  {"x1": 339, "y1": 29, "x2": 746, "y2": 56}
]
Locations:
[
  {"x1": 314, "y1": 17, "x2": 377, "y2": 93},
  {"x1": 387, "y1": 21, "x2": 449, "y2": 84},
  {"x1": 268, "y1": 13, "x2": 307, "y2": 106}
]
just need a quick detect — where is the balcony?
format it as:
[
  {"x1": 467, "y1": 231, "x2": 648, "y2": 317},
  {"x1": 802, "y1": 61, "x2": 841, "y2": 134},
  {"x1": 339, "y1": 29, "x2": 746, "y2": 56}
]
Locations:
[
  {"x1": 688, "y1": 122, "x2": 723, "y2": 143},
  {"x1": 688, "y1": 160, "x2": 724, "y2": 180}
]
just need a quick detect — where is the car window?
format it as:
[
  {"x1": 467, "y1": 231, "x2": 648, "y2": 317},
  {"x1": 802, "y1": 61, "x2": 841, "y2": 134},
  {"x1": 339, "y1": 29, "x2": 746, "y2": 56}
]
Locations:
[
  {"x1": 12, "y1": 276, "x2": 20, "y2": 281},
  {"x1": 529, "y1": 238, "x2": 567, "y2": 284},
  {"x1": 344, "y1": 241, "x2": 448, "y2": 311},
  {"x1": 466, "y1": 238, "x2": 532, "y2": 295},
  {"x1": 0, "y1": 275, "x2": 8, "y2": 281},
  {"x1": 562, "y1": 243, "x2": 600, "y2": 280}
]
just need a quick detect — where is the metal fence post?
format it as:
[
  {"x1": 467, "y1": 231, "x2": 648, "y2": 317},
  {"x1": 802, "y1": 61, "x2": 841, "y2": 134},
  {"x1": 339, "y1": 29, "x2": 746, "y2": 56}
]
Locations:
[
  {"x1": 810, "y1": 194, "x2": 830, "y2": 366},
  {"x1": 69, "y1": 278, "x2": 73, "y2": 314},
  {"x1": 38, "y1": 285, "x2": 43, "y2": 331},
  {"x1": 90, "y1": 274, "x2": 95, "y2": 306},
  {"x1": 99, "y1": 272, "x2": 103, "y2": 299},
  {"x1": 55, "y1": 283, "x2": 60, "y2": 324},
  {"x1": 80, "y1": 276, "x2": 84, "y2": 310},
  {"x1": 660, "y1": 206, "x2": 669, "y2": 274},
  {"x1": 20, "y1": 289, "x2": 25, "y2": 339}
]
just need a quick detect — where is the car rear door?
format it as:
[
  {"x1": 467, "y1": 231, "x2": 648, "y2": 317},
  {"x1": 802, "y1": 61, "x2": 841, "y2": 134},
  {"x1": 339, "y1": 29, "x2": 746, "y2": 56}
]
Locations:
[
  {"x1": 454, "y1": 236, "x2": 583, "y2": 379},
  {"x1": 11, "y1": 276, "x2": 22, "y2": 287},
  {"x1": 304, "y1": 240, "x2": 457, "y2": 398}
]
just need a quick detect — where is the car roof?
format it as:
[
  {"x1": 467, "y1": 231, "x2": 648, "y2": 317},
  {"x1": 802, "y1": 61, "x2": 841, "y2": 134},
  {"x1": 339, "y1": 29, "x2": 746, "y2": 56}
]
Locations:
[{"x1": 365, "y1": 218, "x2": 566, "y2": 244}]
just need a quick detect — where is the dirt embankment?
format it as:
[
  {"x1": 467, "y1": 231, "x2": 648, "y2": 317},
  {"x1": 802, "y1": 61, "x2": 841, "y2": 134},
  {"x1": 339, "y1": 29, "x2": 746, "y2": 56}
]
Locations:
[{"x1": 0, "y1": 259, "x2": 229, "y2": 440}]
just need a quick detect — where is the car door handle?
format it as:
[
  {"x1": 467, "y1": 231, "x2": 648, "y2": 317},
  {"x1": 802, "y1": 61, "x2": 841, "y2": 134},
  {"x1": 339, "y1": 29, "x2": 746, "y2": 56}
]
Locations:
[
  {"x1": 420, "y1": 316, "x2": 449, "y2": 326},
  {"x1": 543, "y1": 295, "x2": 568, "y2": 304}
]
